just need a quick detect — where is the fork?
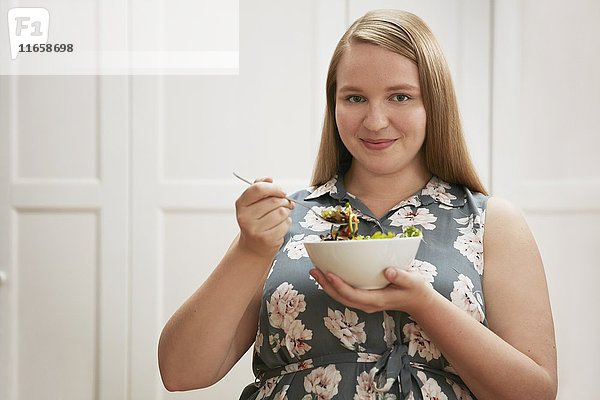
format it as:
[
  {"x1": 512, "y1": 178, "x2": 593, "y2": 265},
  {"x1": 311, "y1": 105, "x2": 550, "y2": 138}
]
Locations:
[{"x1": 232, "y1": 172, "x2": 343, "y2": 226}]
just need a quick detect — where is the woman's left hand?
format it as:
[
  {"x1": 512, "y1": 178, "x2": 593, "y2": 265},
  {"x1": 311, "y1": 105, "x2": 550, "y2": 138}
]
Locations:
[{"x1": 309, "y1": 267, "x2": 436, "y2": 315}]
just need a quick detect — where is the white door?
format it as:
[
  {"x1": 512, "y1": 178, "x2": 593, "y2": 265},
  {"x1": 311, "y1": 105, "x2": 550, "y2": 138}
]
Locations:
[{"x1": 0, "y1": 75, "x2": 130, "y2": 400}]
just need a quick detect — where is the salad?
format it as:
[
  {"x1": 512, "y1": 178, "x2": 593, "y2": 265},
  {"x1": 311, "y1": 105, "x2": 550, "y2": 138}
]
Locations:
[
  {"x1": 320, "y1": 203, "x2": 359, "y2": 240},
  {"x1": 319, "y1": 203, "x2": 422, "y2": 241}
]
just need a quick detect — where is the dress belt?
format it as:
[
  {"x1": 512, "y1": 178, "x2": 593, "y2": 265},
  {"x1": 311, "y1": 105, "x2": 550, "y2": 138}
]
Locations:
[{"x1": 255, "y1": 343, "x2": 466, "y2": 400}]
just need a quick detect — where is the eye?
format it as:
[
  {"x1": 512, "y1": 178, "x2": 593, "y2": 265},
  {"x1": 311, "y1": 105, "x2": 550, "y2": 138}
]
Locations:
[
  {"x1": 391, "y1": 94, "x2": 410, "y2": 102},
  {"x1": 346, "y1": 95, "x2": 365, "y2": 104}
]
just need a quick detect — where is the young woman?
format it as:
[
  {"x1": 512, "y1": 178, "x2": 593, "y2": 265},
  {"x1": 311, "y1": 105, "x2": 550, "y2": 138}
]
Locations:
[{"x1": 158, "y1": 9, "x2": 557, "y2": 400}]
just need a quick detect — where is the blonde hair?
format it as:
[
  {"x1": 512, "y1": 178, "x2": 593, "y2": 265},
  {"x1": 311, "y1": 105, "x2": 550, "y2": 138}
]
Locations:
[{"x1": 311, "y1": 9, "x2": 487, "y2": 195}]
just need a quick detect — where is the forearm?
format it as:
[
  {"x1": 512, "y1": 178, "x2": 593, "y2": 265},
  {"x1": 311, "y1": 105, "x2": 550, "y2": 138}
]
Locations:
[
  {"x1": 411, "y1": 291, "x2": 556, "y2": 400},
  {"x1": 158, "y1": 235, "x2": 273, "y2": 390}
]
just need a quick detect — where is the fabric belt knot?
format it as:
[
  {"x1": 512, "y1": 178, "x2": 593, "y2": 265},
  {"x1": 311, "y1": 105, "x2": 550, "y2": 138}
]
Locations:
[
  {"x1": 372, "y1": 343, "x2": 414, "y2": 398},
  {"x1": 371, "y1": 343, "x2": 471, "y2": 400}
]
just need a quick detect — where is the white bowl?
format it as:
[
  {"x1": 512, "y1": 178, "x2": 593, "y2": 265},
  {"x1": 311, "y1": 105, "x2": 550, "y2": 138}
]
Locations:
[{"x1": 304, "y1": 237, "x2": 422, "y2": 289}]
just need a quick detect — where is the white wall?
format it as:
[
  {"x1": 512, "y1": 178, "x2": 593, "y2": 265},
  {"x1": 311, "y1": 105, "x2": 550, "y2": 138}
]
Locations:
[{"x1": 1, "y1": 1, "x2": 598, "y2": 399}]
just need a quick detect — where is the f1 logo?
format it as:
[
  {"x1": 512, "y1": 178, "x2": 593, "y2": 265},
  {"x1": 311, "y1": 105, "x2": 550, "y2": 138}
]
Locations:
[{"x1": 7, "y1": 8, "x2": 50, "y2": 60}]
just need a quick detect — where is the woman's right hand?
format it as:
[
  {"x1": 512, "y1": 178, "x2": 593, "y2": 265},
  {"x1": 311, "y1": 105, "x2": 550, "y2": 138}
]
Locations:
[{"x1": 235, "y1": 177, "x2": 294, "y2": 259}]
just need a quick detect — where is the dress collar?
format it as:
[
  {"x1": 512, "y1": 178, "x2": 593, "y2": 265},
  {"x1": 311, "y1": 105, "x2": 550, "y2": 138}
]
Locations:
[{"x1": 305, "y1": 172, "x2": 466, "y2": 209}]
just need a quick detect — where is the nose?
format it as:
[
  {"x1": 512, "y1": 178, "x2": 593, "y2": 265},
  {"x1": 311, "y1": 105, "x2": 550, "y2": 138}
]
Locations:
[{"x1": 362, "y1": 103, "x2": 389, "y2": 132}]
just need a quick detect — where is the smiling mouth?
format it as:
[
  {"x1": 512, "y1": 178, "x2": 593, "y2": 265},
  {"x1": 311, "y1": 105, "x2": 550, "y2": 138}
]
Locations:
[
  {"x1": 362, "y1": 139, "x2": 396, "y2": 144},
  {"x1": 360, "y1": 138, "x2": 397, "y2": 150}
]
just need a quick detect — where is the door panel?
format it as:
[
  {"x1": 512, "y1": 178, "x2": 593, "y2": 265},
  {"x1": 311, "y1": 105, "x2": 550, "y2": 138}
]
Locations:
[{"x1": 17, "y1": 211, "x2": 97, "y2": 399}]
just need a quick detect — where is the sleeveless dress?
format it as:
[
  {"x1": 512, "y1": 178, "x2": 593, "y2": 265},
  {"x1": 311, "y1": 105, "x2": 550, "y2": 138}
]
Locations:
[{"x1": 240, "y1": 172, "x2": 488, "y2": 400}]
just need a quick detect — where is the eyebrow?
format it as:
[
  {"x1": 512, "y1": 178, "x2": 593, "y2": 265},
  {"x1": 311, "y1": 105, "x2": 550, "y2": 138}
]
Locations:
[{"x1": 337, "y1": 84, "x2": 419, "y2": 93}]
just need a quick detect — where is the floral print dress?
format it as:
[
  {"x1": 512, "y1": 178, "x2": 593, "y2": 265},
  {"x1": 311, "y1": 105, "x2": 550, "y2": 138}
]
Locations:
[{"x1": 240, "y1": 172, "x2": 488, "y2": 400}]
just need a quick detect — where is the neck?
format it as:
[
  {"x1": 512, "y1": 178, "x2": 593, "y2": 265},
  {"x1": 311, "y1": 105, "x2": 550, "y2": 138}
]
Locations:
[{"x1": 344, "y1": 160, "x2": 432, "y2": 215}]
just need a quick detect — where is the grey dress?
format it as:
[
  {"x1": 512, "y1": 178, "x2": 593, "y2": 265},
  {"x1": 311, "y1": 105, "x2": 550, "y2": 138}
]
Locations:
[{"x1": 240, "y1": 172, "x2": 488, "y2": 400}]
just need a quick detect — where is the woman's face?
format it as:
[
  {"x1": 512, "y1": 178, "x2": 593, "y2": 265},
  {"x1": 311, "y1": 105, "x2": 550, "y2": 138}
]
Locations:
[{"x1": 335, "y1": 42, "x2": 427, "y2": 178}]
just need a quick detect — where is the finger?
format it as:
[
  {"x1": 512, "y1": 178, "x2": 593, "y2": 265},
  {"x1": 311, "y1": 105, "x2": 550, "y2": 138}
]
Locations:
[
  {"x1": 311, "y1": 270, "x2": 356, "y2": 301},
  {"x1": 253, "y1": 177, "x2": 274, "y2": 184},
  {"x1": 237, "y1": 182, "x2": 287, "y2": 208},
  {"x1": 325, "y1": 272, "x2": 374, "y2": 301},
  {"x1": 309, "y1": 269, "x2": 362, "y2": 309},
  {"x1": 308, "y1": 269, "x2": 341, "y2": 298},
  {"x1": 309, "y1": 268, "x2": 328, "y2": 286},
  {"x1": 240, "y1": 216, "x2": 292, "y2": 252},
  {"x1": 384, "y1": 268, "x2": 414, "y2": 288},
  {"x1": 250, "y1": 197, "x2": 293, "y2": 220},
  {"x1": 323, "y1": 271, "x2": 360, "y2": 295},
  {"x1": 256, "y1": 204, "x2": 293, "y2": 231},
  {"x1": 238, "y1": 206, "x2": 291, "y2": 238},
  {"x1": 264, "y1": 216, "x2": 293, "y2": 241},
  {"x1": 324, "y1": 271, "x2": 392, "y2": 313}
]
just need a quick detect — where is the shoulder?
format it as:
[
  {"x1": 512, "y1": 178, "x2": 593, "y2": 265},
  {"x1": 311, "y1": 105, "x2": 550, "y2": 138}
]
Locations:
[
  {"x1": 485, "y1": 197, "x2": 528, "y2": 232},
  {"x1": 483, "y1": 197, "x2": 538, "y2": 260}
]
